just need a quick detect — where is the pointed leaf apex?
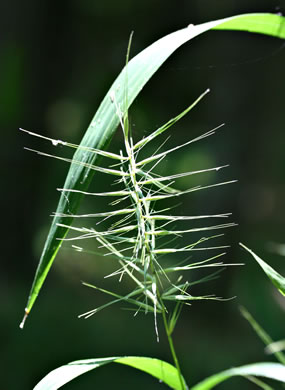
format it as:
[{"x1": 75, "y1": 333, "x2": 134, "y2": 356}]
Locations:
[{"x1": 19, "y1": 308, "x2": 29, "y2": 329}]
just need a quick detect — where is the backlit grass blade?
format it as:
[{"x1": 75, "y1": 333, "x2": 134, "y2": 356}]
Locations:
[
  {"x1": 21, "y1": 13, "x2": 285, "y2": 326},
  {"x1": 191, "y1": 362, "x2": 285, "y2": 390},
  {"x1": 213, "y1": 13, "x2": 285, "y2": 37},
  {"x1": 33, "y1": 356, "x2": 187, "y2": 390},
  {"x1": 240, "y1": 243, "x2": 285, "y2": 296},
  {"x1": 34, "y1": 357, "x2": 285, "y2": 389}
]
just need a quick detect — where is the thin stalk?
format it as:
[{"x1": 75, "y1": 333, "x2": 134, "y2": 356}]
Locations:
[
  {"x1": 161, "y1": 297, "x2": 186, "y2": 390},
  {"x1": 152, "y1": 263, "x2": 186, "y2": 390}
]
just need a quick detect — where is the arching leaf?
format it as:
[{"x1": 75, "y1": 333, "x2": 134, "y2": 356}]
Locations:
[
  {"x1": 33, "y1": 356, "x2": 187, "y2": 390},
  {"x1": 191, "y1": 362, "x2": 285, "y2": 390},
  {"x1": 21, "y1": 13, "x2": 285, "y2": 325}
]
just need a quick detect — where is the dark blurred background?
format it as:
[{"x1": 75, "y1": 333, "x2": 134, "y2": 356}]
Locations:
[{"x1": 2, "y1": 0, "x2": 285, "y2": 389}]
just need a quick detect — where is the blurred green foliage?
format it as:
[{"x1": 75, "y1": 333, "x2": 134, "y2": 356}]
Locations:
[{"x1": 2, "y1": 0, "x2": 285, "y2": 389}]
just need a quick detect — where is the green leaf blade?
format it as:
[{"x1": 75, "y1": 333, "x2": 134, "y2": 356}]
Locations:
[
  {"x1": 213, "y1": 13, "x2": 285, "y2": 39},
  {"x1": 191, "y1": 362, "x2": 285, "y2": 390},
  {"x1": 115, "y1": 357, "x2": 187, "y2": 389},
  {"x1": 22, "y1": 13, "x2": 285, "y2": 324},
  {"x1": 33, "y1": 356, "x2": 187, "y2": 390},
  {"x1": 33, "y1": 357, "x2": 117, "y2": 390},
  {"x1": 240, "y1": 243, "x2": 285, "y2": 296}
]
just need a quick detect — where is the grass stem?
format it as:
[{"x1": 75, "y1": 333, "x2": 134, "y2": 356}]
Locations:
[{"x1": 161, "y1": 303, "x2": 186, "y2": 390}]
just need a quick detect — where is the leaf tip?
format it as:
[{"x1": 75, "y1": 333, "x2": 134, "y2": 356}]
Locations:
[{"x1": 19, "y1": 308, "x2": 29, "y2": 329}]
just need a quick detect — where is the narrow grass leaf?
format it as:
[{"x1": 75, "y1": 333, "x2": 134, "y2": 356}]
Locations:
[
  {"x1": 33, "y1": 356, "x2": 187, "y2": 390},
  {"x1": 21, "y1": 13, "x2": 285, "y2": 325},
  {"x1": 212, "y1": 13, "x2": 285, "y2": 38},
  {"x1": 240, "y1": 243, "x2": 285, "y2": 296},
  {"x1": 190, "y1": 362, "x2": 285, "y2": 390},
  {"x1": 115, "y1": 356, "x2": 188, "y2": 389}
]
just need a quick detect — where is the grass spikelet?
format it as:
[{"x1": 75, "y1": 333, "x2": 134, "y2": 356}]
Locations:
[
  {"x1": 23, "y1": 84, "x2": 236, "y2": 336},
  {"x1": 44, "y1": 88, "x2": 236, "y2": 331}
]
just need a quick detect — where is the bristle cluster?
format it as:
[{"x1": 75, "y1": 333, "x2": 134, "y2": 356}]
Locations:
[
  {"x1": 53, "y1": 90, "x2": 237, "y2": 330},
  {"x1": 23, "y1": 90, "x2": 237, "y2": 335}
]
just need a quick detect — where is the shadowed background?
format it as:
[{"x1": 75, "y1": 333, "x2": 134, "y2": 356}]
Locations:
[{"x1": 2, "y1": 1, "x2": 285, "y2": 389}]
